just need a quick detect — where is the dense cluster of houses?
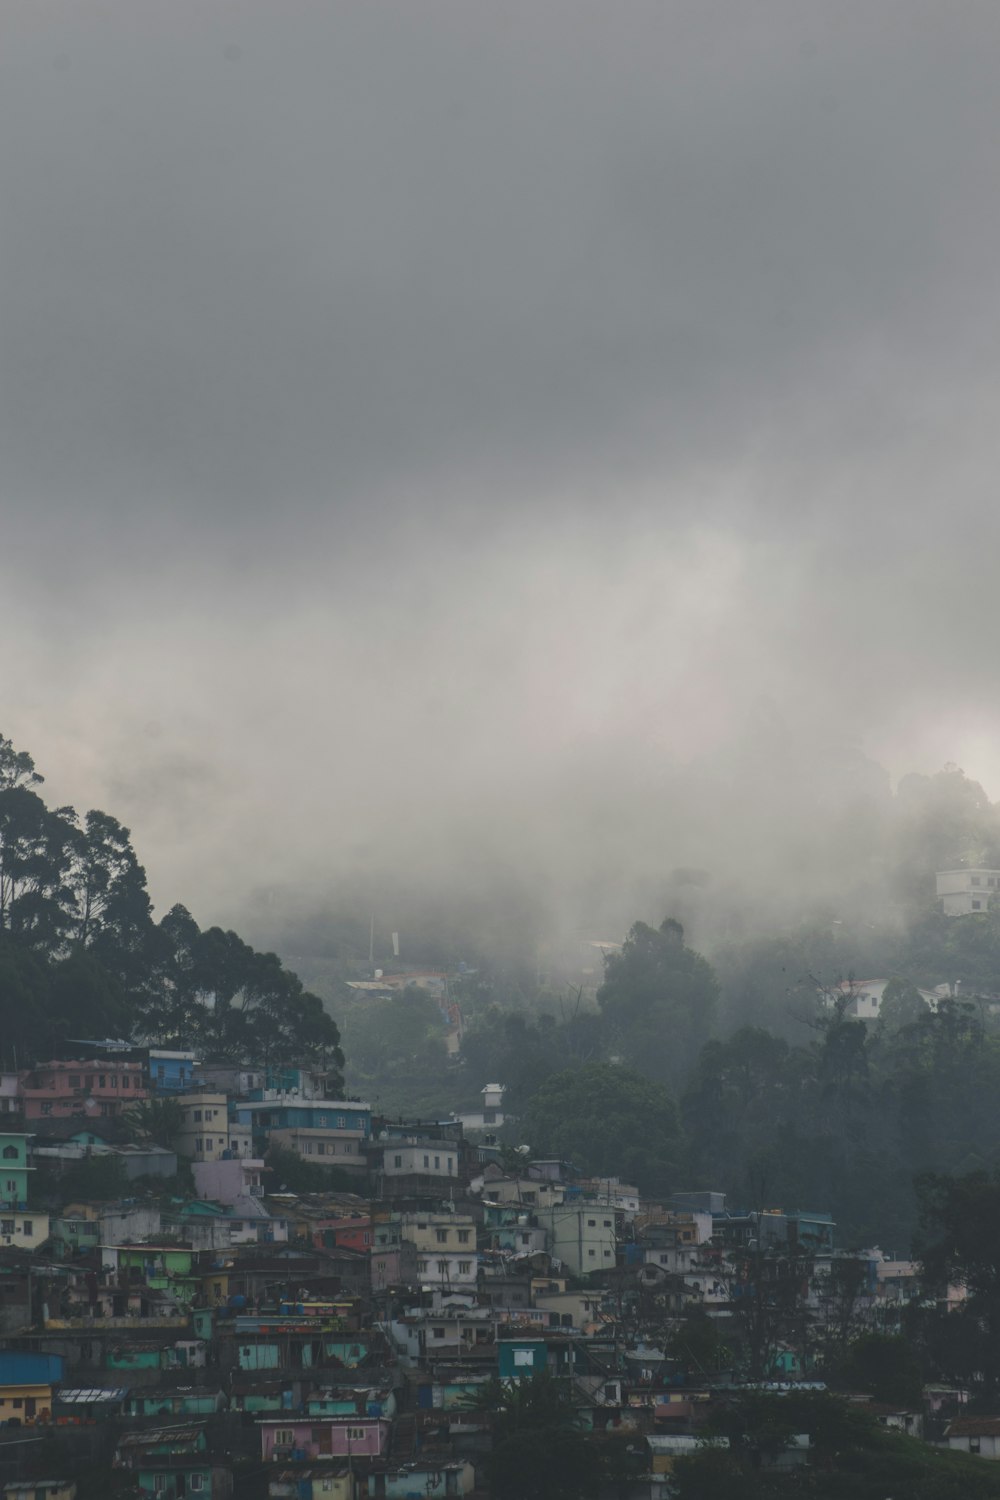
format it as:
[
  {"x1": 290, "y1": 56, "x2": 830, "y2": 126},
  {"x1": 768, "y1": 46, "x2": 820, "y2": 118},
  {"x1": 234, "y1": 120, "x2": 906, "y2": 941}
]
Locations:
[{"x1": 0, "y1": 1046, "x2": 987, "y2": 1499}]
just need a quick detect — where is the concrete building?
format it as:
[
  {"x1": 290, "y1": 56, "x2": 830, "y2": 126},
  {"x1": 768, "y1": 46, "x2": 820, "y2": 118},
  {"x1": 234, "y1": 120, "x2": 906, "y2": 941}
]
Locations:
[
  {"x1": 396, "y1": 1212, "x2": 478, "y2": 1293},
  {"x1": 18, "y1": 1059, "x2": 147, "y2": 1119},
  {"x1": 937, "y1": 868, "x2": 1000, "y2": 916},
  {"x1": 234, "y1": 1099, "x2": 371, "y2": 1174},
  {"x1": 192, "y1": 1155, "x2": 265, "y2": 1205},
  {"x1": 174, "y1": 1092, "x2": 239, "y2": 1162},
  {"x1": 535, "y1": 1203, "x2": 617, "y2": 1277}
]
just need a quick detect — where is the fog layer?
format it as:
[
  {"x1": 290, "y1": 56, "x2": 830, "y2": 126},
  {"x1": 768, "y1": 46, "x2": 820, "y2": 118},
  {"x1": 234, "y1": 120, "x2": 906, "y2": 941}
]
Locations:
[{"x1": 3, "y1": 2, "x2": 1000, "y2": 944}]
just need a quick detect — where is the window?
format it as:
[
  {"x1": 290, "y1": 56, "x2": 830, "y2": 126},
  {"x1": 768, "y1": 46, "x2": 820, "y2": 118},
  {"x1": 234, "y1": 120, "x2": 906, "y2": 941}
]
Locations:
[
  {"x1": 973, "y1": 900, "x2": 982, "y2": 910},
  {"x1": 154, "y1": 1478, "x2": 167, "y2": 1494},
  {"x1": 435, "y1": 1229, "x2": 448, "y2": 1244},
  {"x1": 459, "y1": 1260, "x2": 472, "y2": 1274},
  {"x1": 423, "y1": 1155, "x2": 430, "y2": 1168},
  {"x1": 457, "y1": 1229, "x2": 470, "y2": 1244},
  {"x1": 346, "y1": 1427, "x2": 365, "y2": 1441},
  {"x1": 394, "y1": 1155, "x2": 402, "y2": 1168},
  {"x1": 86, "y1": 1076, "x2": 95, "y2": 1089},
  {"x1": 68, "y1": 1075, "x2": 80, "y2": 1088},
  {"x1": 41, "y1": 1103, "x2": 53, "y2": 1116},
  {"x1": 1, "y1": 1220, "x2": 14, "y2": 1234},
  {"x1": 432, "y1": 1326, "x2": 446, "y2": 1338},
  {"x1": 99, "y1": 1075, "x2": 106, "y2": 1088},
  {"x1": 189, "y1": 1477, "x2": 204, "y2": 1493},
  {"x1": 1, "y1": 1147, "x2": 16, "y2": 1160},
  {"x1": 274, "y1": 1428, "x2": 294, "y2": 1446},
  {"x1": 316, "y1": 1143, "x2": 326, "y2": 1156},
  {"x1": 337, "y1": 1115, "x2": 346, "y2": 1127},
  {"x1": 111, "y1": 1075, "x2": 118, "y2": 1088},
  {"x1": 22, "y1": 1220, "x2": 32, "y2": 1236},
  {"x1": 205, "y1": 1138, "x2": 213, "y2": 1151},
  {"x1": 448, "y1": 1158, "x2": 454, "y2": 1173},
  {"x1": 5, "y1": 1181, "x2": 15, "y2": 1194},
  {"x1": 417, "y1": 1260, "x2": 428, "y2": 1273},
  {"x1": 434, "y1": 1155, "x2": 440, "y2": 1169},
  {"x1": 588, "y1": 1249, "x2": 596, "y2": 1258},
  {"x1": 195, "y1": 1138, "x2": 203, "y2": 1152},
  {"x1": 587, "y1": 1219, "x2": 596, "y2": 1227},
  {"x1": 122, "y1": 1076, "x2": 131, "y2": 1088},
  {"x1": 972, "y1": 876, "x2": 982, "y2": 886},
  {"x1": 603, "y1": 1219, "x2": 612, "y2": 1228},
  {"x1": 437, "y1": 1260, "x2": 448, "y2": 1274},
  {"x1": 319, "y1": 1115, "x2": 328, "y2": 1126},
  {"x1": 194, "y1": 1110, "x2": 202, "y2": 1122}
]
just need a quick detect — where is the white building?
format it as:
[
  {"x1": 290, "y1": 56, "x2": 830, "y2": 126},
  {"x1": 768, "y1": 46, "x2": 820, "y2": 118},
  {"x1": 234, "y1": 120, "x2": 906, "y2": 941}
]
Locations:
[
  {"x1": 937, "y1": 868, "x2": 1000, "y2": 916},
  {"x1": 535, "y1": 1203, "x2": 617, "y2": 1277},
  {"x1": 454, "y1": 1084, "x2": 507, "y2": 1133}
]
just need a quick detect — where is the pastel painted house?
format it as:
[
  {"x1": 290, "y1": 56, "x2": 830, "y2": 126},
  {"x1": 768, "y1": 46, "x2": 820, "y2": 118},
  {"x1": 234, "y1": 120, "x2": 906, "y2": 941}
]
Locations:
[
  {"x1": 305, "y1": 1388, "x2": 396, "y2": 1420},
  {"x1": 0, "y1": 1352, "x2": 65, "y2": 1426},
  {"x1": 19, "y1": 1060, "x2": 147, "y2": 1119},
  {"x1": 114, "y1": 1423, "x2": 232, "y2": 1498},
  {"x1": 147, "y1": 1050, "x2": 199, "y2": 1093},
  {"x1": 363, "y1": 1464, "x2": 475, "y2": 1499},
  {"x1": 0, "y1": 1208, "x2": 48, "y2": 1250},
  {"x1": 258, "y1": 1416, "x2": 391, "y2": 1462},
  {"x1": 122, "y1": 1389, "x2": 226, "y2": 1420},
  {"x1": 0, "y1": 1134, "x2": 33, "y2": 1209}
]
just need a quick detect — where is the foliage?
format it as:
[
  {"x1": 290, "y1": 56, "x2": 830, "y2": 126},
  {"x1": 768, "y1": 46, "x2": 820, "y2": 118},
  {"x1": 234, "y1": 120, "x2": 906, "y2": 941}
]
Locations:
[
  {"x1": 264, "y1": 1143, "x2": 358, "y2": 1195},
  {"x1": 0, "y1": 729, "x2": 344, "y2": 1076},
  {"x1": 673, "y1": 1393, "x2": 1000, "y2": 1499},
  {"x1": 33, "y1": 1151, "x2": 128, "y2": 1205},
  {"x1": 521, "y1": 1061, "x2": 679, "y2": 1196},
  {"x1": 828, "y1": 1332, "x2": 923, "y2": 1406},
  {"x1": 598, "y1": 918, "x2": 718, "y2": 1087}
]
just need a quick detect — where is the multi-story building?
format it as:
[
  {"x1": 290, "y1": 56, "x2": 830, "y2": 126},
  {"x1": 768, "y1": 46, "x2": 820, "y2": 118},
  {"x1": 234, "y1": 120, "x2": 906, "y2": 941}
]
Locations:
[
  {"x1": 18, "y1": 1059, "x2": 147, "y2": 1119},
  {"x1": 396, "y1": 1212, "x2": 478, "y2": 1293},
  {"x1": 535, "y1": 1203, "x2": 617, "y2": 1277},
  {"x1": 147, "y1": 1049, "x2": 198, "y2": 1093},
  {"x1": 233, "y1": 1099, "x2": 371, "y2": 1174},
  {"x1": 937, "y1": 867, "x2": 1000, "y2": 916},
  {"x1": 174, "y1": 1091, "x2": 240, "y2": 1162},
  {"x1": 377, "y1": 1137, "x2": 459, "y2": 1198},
  {"x1": 0, "y1": 1133, "x2": 33, "y2": 1209}
]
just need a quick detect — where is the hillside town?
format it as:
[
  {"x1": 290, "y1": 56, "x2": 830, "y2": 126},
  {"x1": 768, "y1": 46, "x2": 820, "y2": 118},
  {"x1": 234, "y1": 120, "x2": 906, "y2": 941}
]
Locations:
[{"x1": 0, "y1": 1043, "x2": 986, "y2": 1500}]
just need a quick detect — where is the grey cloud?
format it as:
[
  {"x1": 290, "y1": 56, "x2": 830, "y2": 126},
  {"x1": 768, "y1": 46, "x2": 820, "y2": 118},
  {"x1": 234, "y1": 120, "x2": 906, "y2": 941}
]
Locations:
[{"x1": 2, "y1": 1, "x2": 1000, "y2": 943}]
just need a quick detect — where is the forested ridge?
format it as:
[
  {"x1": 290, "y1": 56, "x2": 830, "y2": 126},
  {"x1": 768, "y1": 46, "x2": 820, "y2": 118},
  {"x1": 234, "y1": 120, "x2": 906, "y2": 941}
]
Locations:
[{"x1": 0, "y1": 732, "x2": 343, "y2": 1075}]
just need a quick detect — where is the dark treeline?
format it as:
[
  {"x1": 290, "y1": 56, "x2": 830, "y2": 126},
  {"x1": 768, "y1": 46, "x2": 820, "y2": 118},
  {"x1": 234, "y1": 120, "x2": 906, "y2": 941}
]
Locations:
[{"x1": 0, "y1": 732, "x2": 342, "y2": 1075}]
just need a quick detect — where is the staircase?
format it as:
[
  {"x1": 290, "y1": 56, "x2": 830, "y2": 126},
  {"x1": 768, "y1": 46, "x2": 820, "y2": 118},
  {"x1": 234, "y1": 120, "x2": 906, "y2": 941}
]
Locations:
[{"x1": 388, "y1": 1411, "x2": 418, "y2": 1461}]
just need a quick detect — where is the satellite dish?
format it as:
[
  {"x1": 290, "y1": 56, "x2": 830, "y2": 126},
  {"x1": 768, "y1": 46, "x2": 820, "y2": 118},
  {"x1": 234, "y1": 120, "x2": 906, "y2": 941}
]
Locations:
[{"x1": 374, "y1": 969, "x2": 383, "y2": 979}]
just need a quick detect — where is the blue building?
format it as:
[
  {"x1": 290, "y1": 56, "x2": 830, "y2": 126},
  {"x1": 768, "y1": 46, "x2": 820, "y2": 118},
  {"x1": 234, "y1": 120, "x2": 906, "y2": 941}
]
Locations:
[
  {"x1": 147, "y1": 1050, "x2": 198, "y2": 1093},
  {"x1": 232, "y1": 1100, "x2": 371, "y2": 1173}
]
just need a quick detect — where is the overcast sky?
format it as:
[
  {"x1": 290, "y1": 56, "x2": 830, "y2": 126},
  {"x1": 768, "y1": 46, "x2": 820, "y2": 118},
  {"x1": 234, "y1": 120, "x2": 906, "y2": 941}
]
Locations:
[{"x1": 3, "y1": 1, "x2": 1000, "y2": 936}]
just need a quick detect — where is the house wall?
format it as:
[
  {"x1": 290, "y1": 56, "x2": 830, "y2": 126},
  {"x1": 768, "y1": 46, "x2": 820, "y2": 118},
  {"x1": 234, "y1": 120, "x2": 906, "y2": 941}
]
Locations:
[
  {"x1": 0, "y1": 1211, "x2": 48, "y2": 1249},
  {"x1": 258, "y1": 1419, "x2": 390, "y2": 1460},
  {"x1": 0, "y1": 1135, "x2": 32, "y2": 1209},
  {"x1": 174, "y1": 1095, "x2": 232, "y2": 1162},
  {"x1": 536, "y1": 1205, "x2": 616, "y2": 1276}
]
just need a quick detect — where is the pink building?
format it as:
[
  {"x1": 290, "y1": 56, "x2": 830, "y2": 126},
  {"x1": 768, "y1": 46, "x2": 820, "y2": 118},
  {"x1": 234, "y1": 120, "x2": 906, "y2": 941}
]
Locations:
[
  {"x1": 258, "y1": 1418, "x2": 390, "y2": 1462},
  {"x1": 19, "y1": 1059, "x2": 148, "y2": 1119}
]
